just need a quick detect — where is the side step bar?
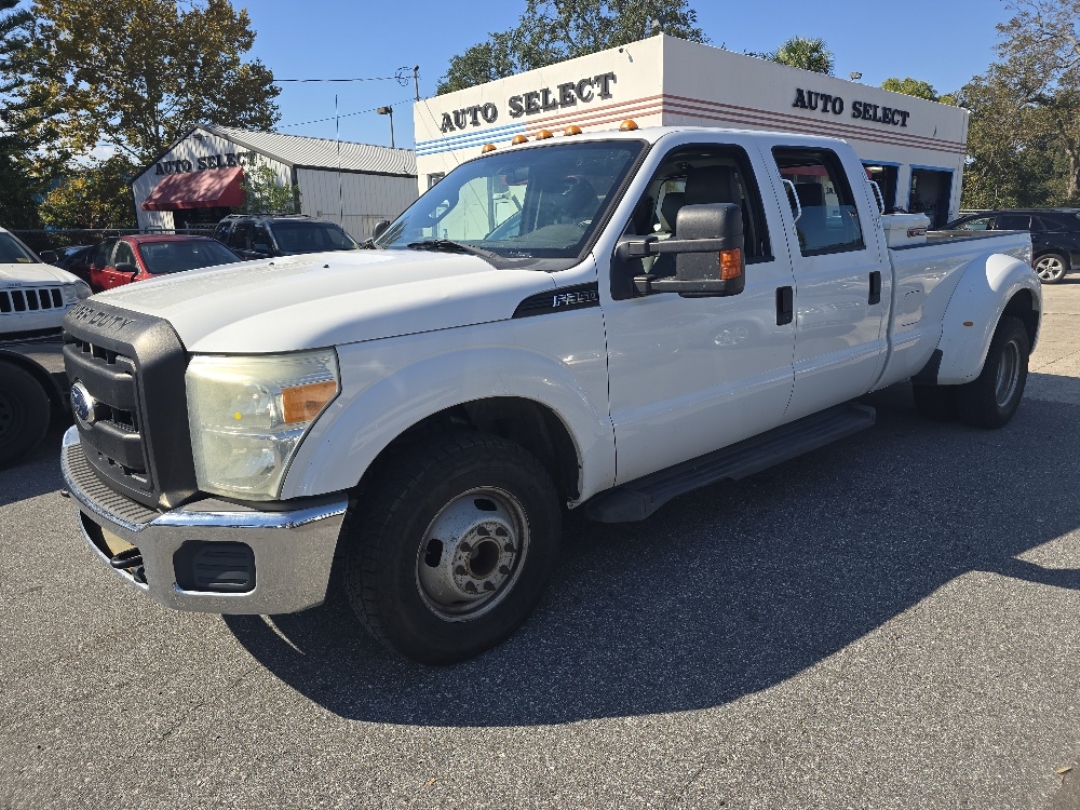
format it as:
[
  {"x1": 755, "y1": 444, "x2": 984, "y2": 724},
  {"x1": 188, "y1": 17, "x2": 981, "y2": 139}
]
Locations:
[{"x1": 582, "y1": 403, "x2": 876, "y2": 523}]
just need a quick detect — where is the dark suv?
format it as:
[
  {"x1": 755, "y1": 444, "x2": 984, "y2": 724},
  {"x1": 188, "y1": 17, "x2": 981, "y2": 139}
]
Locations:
[
  {"x1": 212, "y1": 214, "x2": 359, "y2": 260},
  {"x1": 945, "y1": 209, "x2": 1080, "y2": 284}
]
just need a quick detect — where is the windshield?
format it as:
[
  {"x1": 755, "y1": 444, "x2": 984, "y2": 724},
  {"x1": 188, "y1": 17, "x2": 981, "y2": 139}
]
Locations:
[
  {"x1": 375, "y1": 140, "x2": 644, "y2": 268},
  {"x1": 271, "y1": 221, "x2": 358, "y2": 253},
  {"x1": 0, "y1": 233, "x2": 40, "y2": 264},
  {"x1": 139, "y1": 240, "x2": 239, "y2": 275}
]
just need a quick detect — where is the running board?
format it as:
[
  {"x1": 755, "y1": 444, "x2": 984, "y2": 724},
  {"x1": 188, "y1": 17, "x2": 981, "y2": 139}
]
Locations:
[{"x1": 583, "y1": 403, "x2": 876, "y2": 523}]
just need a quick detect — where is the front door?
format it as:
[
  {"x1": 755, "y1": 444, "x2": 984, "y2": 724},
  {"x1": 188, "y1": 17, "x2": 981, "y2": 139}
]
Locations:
[{"x1": 603, "y1": 138, "x2": 797, "y2": 486}]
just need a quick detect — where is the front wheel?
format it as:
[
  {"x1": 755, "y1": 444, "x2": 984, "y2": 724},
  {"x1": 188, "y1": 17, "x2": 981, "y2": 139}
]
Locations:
[
  {"x1": 0, "y1": 362, "x2": 51, "y2": 468},
  {"x1": 1034, "y1": 252, "x2": 1068, "y2": 284},
  {"x1": 342, "y1": 432, "x2": 561, "y2": 664},
  {"x1": 957, "y1": 316, "x2": 1030, "y2": 428}
]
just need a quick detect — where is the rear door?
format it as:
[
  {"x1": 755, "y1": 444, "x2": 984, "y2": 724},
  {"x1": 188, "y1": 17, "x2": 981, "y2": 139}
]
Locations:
[
  {"x1": 103, "y1": 241, "x2": 140, "y2": 287},
  {"x1": 86, "y1": 240, "x2": 117, "y2": 291},
  {"x1": 767, "y1": 144, "x2": 890, "y2": 420}
]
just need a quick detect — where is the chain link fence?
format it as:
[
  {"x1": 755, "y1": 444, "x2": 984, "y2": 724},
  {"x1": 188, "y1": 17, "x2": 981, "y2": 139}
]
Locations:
[{"x1": 12, "y1": 227, "x2": 216, "y2": 254}]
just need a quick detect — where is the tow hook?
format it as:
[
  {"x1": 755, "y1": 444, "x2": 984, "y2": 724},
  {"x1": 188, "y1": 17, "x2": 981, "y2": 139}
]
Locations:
[{"x1": 109, "y1": 547, "x2": 143, "y2": 570}]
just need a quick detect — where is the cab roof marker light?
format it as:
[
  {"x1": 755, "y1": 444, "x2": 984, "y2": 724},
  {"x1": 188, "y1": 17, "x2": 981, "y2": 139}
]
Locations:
[
  {"x1": 511, "y1": 134, "x2": 529, "y2": 145},
  {"x1": 481, "y1": 143, "x2": 497, "y2": 154},
  {"x1": 564, "y1": 125, "x2": 582, "y2": 136},
  {"x1": 619, "y1": 119, "x2": 639, "y2": 131},
  {"x1": 535, "y1": 129, "x2": 554, "y2": 140}
]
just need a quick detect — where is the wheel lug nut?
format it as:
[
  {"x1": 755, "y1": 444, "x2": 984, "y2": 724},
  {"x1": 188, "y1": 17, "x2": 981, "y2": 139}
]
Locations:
[
  {"x1": 454, "y1": 565, "x2": 466, "y2": 575},
  {"x1": 483, "y1": 582, "x2": 495, "y2": 592},
  {"x1": 498, "y1": 565, "x2": 510, "y2": 575},
  {"x1": 503, "y1": 543, "x2": 515, "y2": 553},
  {"x1": 476, "y1": 526, "x2": 490, "y2": 536},
  {"x1": 465, "y1": 581, "x2": 477, "y2": 593},
  {"x1": 459, "y1": 541, "x2": 472, "y2": 553},
  {"x1": 495, "y1": 527, "x2": 508, "y2": 537}
]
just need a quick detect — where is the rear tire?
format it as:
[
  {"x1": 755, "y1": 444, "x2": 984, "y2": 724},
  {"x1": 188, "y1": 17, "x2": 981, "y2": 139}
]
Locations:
[
  {"x1": 912, "y1": 383, "x2": 959, "y2": 421},
  {"x1": 1034, "y1": 252, "x2": 1068, "y2": 284},
  {"x1": 957, "y1": 316, "x2": 1029, "y2": 428},
  {"x1": 0, "y1": 362, "x2": 51, "y2": 468},
  {"x1": 342, "y1": 431, "x2": 561, "y2": 664}
]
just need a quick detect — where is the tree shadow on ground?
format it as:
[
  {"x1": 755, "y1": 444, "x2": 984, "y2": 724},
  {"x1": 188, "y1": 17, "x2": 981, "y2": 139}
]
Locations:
[{"x1": 225, "y1": 381, "x2": 1080, "y2": 727}]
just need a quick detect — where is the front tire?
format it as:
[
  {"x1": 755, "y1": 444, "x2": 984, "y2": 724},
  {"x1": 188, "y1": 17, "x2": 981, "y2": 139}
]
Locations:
[
  {"x1": 957, "y1": 316, "x2": 1030, "y2": 428},
  {"x1": 1034, "y1": 252, "x2": 1068, "y2": 284},
  {"x1": 0, "y1": 362, "x2": 51, "y2": 468},
  {"x1": 342, "y1": 432, "x2": 561, "y2": 664}
]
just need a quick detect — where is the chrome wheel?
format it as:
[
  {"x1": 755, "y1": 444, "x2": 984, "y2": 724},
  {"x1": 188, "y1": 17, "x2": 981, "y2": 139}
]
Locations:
[
  {"x1": 415, "y1": 487, "x2": 530, "y2": 621},
  {"x1": 1035, "y1": 255, "x2": 1067, "y2": 283},
  {"x1": 994, "y1": 338, "x2": 1021, "y2": 408}
]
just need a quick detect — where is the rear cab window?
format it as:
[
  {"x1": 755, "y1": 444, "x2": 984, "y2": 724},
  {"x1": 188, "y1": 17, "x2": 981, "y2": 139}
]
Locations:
[{"x1": 773, "y1": 147, "x2": 865, "y2": 256}]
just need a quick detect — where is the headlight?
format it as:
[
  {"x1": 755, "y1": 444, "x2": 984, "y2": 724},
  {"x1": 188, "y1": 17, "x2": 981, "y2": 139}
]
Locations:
[
  {"x1": 186, "y1": 350, "x2": 340, "y2": 500},
  {"x1": 63, "y1": 281, "x2": 92, "y2": 302}
]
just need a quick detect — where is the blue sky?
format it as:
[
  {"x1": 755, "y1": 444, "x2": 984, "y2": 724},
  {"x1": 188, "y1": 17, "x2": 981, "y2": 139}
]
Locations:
[{"x1": 192, "y1": 1, "x2": 1019, "y2": 149}]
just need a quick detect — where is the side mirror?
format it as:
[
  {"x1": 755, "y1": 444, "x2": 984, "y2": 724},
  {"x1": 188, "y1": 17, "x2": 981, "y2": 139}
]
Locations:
[
  {"x1": 372, "y1": 219, "x2": 391, "y2": 239},
  {"x1": 252, "y1": 242, "x2": 272, "y2": 255},
  {"x1": 617, "y1": 203, "x2": 746, "y2": 297},
  {"x1": 114, "y1": 262, "x2": 138, "y2": 276},
  {"x1": 39, "y1": 250, "x2": 57, "y2": 264}
]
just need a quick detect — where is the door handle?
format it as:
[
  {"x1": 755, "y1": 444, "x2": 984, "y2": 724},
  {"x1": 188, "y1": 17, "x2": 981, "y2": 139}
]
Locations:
[
  {"x1": 776, "y1": 286, "x2": 794, "y2": 326},
  {"x1": 869, "y1": 271, "x2": 882, "y2": 305}
]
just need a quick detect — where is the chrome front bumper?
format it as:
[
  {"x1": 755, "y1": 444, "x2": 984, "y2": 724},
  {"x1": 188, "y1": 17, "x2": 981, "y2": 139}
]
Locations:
[{"x1": 61, "y1": 426, "x2": 348, "y2": 614}]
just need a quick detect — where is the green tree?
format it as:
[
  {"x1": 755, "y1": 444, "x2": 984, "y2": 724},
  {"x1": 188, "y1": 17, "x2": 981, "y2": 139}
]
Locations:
[
  {"x1": 438, "y1": 0, "x2": 707, "y2": 94},
  {"x1": 769, "y1": 36, "x2": 833, "y2": 75},
  {"x1": 38, "y1": 155, "x2": 137, "y2": 229},
  {"x1": 0, "y1": 0, "x2": 45, "y2": 228},
  {"x1": 12, "y1": 0, "x2": 280, "y2": 165},
  {"x1": 881, "y1": 77, "x2": 939, "y2": 101},
  {"x1": 240, "y1": 160, "x2": 301, "y2": 216}
]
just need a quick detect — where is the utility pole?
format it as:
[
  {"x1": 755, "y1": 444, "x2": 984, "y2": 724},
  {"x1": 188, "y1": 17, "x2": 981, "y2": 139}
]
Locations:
[
  {"x1": 377, "y1": 106, "x2": 395, "y2": 149},
  {"x1": 413, "y1": 66, "x2": 420, "y2": 102}
]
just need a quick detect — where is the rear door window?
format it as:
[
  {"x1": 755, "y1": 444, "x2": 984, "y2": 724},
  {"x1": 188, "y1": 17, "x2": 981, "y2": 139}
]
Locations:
[
  {"x1": 995, "y1": 214, "x2": 1031, "y2": 231},
  {"x1": 773, "y1": 148, "x2": 864, "y2": 256},
  {"x1": 954, "y1": 216, "x2": 992, "y2": 231},
  {"x1": 113, "y1": 242, "x2": 137, "y2": 268}
]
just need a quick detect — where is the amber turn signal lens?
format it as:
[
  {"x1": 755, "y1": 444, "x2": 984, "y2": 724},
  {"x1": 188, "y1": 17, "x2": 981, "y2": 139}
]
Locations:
[
  {"x1": 511, "y1": 134, "x2": 528, "y2": 145},
  {"x1": 535, "y1": 129, "x2": 553, "y2": 139},
  {"x1": 719, "y1": 249, "x2": 743, "y2": 281},
  {"x1": 481, "y1": 143, "x2": 497, "y2": 153},
  {"x1": 619, "y1": 119, "x2": 639, "y2": 131},
  {"x1": 564, "y1": 124, "x2": 582, "y2": 135},
  {"x1": 282, "y1": 380, "x2": 338, "y2": 424}
]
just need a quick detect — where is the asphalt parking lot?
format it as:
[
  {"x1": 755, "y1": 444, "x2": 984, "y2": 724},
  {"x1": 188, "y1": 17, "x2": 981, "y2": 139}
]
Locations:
[{"x1": 3, "y1": 283, "x2": 1080, "y2": 810}]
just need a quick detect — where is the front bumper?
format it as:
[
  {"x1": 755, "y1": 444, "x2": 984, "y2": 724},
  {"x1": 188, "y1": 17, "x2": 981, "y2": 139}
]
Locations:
[{"x1": 61, "y1": 426, "x2": 348, "y2": 614}]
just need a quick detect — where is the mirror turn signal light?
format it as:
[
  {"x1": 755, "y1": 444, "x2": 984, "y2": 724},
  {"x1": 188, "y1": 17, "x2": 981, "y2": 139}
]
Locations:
[
  {"x1": 481, "y1": 143, "x2": 497, "y2": 153},
  {"x1": 564, "y1": 124, "x2": 582, "y2": 136},
  {"x1": 719, "y1": 249, "x2": 743, "y2": 281},
  {"x1": 511, "y1": 134, "x2": 529, "y2": 145},
  {"x1": 535, "y1": 129, "x2": 554, "y2": 140},
  {"x1": 619, "y1": 119, "x2": 639, "y2": 131}
]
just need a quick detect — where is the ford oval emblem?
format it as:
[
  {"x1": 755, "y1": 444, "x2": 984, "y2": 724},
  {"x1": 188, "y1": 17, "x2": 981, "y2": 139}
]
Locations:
[{"x1": 70, "y1": 382, "x2": 97, "y2": 428}]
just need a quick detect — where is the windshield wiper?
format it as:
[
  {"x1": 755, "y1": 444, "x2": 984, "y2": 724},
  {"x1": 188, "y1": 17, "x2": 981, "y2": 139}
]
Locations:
[{"x1": 406, "y1": 239, "x2": 499, "y2": 261}]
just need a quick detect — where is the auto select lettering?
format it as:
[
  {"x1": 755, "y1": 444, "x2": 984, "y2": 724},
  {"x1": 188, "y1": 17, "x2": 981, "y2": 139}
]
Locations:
[{"x1": 792, "y1": 88, "x2": 911, "y2": 128}]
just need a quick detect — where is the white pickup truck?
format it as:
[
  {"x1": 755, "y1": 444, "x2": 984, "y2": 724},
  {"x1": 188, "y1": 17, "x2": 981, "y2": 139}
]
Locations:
[
  {"x1": 0, "y1": 228, "x2": 92, "y2": 467},
  {"x1": 60, "y1": 126, "x2": 1039, "y2": 663}
]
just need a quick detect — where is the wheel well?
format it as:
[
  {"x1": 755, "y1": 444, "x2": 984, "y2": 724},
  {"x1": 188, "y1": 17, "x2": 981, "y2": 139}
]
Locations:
[
  {"x1": 1002, "y1": 289, "x2": 1039, "y2": 348},
  {"x1": 356, "y1": 398, "x2": 581, "y2": 503},
  {"x1": 0, "y1": 353, "x2": 66, "y2": 422}
]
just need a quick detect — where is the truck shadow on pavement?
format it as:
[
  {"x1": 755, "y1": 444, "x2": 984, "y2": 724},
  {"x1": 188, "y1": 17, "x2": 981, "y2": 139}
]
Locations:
[
  {"x1": 225, "y1": 380, "x2": 1080, "y2": 727},
  {"x1": 0, "y1": 424, "x2": 69, "y2": 507}
]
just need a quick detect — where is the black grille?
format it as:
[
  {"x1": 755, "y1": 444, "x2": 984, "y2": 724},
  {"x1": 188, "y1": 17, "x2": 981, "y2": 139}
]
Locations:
[
  {"x1": 0, "y1": 287, "x2": 65, "y2": 314},
  {"x1": 63, "y1": 441, "x2": 160, "y2": 527},
  {"x1": 63, "y1": 300, "x2": 198, "y2": 509}
]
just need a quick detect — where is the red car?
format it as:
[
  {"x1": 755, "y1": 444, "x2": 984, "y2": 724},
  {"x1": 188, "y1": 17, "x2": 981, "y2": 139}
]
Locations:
[{"x1": 85, "y1": 235, "x2": 241, "y2": 292}]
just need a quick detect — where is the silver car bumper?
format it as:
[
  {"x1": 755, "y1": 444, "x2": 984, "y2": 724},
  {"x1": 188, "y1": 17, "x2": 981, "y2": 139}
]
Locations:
[{"x1": 61, "y1": 426, "x2": 348, "y2": 614}]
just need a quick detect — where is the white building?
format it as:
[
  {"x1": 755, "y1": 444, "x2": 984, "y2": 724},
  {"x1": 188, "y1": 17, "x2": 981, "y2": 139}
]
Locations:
[
  {"x1": 131, "y1": 125, "x2": 418, "y2": 239},
  {"x1": 413, "y1": 35, "x2": 969, "y2": 228}
]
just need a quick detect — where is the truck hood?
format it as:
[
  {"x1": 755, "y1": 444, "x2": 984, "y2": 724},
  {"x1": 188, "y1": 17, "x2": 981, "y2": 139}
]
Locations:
[
  {"x1": 93, "y1": 249, "x2": 558, "y2": 353},
  {"x1": 0, "y1": 262, "x2": 82, "y2": 285}
]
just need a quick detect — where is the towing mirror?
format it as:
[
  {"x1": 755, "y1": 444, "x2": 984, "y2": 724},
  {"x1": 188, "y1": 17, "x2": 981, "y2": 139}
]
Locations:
[
  {"x1": 372, "y1": 219, "x2": 391, "y2": 239},
  {"x1": 619, "y1": 203, "x2": 745, "y2": 298}
]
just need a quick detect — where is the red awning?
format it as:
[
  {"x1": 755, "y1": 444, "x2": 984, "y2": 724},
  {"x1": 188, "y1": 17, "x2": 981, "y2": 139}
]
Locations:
[{"x1": 142, "y1": 166, "x2": 245, "y2": 211}]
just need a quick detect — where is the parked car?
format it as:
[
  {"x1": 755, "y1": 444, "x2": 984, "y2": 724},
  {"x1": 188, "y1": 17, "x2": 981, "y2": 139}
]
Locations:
[
  {"x1": 212, "y1": 214, "x2": 359, "y2": 260},
  {"x1": 945, "y1": 209, "x2": 1080, "y2": 284},
  {"x1": 39, "y1": 245, "x2": 94, "y2": 283},
  {"x1": 84, "y1": 235, "x2": 241, "y2": 292}
]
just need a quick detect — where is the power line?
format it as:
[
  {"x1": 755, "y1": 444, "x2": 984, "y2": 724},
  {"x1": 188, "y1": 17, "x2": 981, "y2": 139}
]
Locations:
[
  {"x1": 277, "y1": 96, "x2": 415, "y2": 129},
  {"x1": 274, "y1": 76, "x2": 397, "y2": 83}
]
